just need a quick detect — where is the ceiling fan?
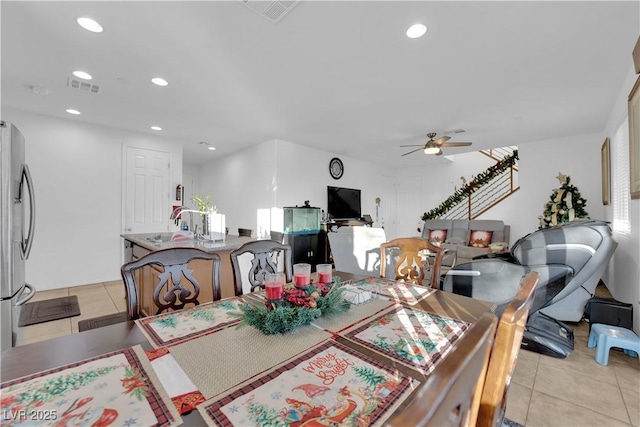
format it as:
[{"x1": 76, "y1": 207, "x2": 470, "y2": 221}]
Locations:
[{"x1": 401, "y1": 132, "x2": 472, "y2": 156}]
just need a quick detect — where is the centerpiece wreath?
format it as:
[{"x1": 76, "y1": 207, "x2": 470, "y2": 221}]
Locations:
[{"x1": 235, "y1": 278, "x2": 351, "y2": 335}]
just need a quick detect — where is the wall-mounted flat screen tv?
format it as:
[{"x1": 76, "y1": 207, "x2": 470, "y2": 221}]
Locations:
[{"x1": 327, "y1": 186, "x2": 361, "y2": 220}]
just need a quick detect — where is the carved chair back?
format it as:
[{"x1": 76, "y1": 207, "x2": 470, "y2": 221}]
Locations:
[
  {"x1": 380, "y1": 237, "x2": 445, "y2": 288},
  {"x1": 230, "y1": 240, "x2": 293, "y2": 294},
  {"x1": 120, "y1": 247, "x2": 221, "y2": 320}
]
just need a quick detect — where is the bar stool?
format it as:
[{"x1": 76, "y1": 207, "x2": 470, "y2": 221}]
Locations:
[{"x1": 587, "y1": 323, "x2": 640, "y2": 366}]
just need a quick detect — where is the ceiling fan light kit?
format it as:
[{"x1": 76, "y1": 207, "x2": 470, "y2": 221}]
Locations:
[
  {"x1": 423, "y1": 145, "x2": 440, "y2": 155},
  {"x1": 401, "y1": 131, "x2": 472, "y2": 157}
]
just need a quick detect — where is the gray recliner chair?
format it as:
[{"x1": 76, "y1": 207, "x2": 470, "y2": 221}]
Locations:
[{"x1": 442, "y1": 220, "x2": 617, "y2": 357}]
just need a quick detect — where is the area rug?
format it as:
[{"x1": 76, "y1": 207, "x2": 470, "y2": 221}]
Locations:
[
  {"x1": 503, "y1": 417, "x2": 524, "y2": 427},
  {"x1": 18, "y1": 295, "x2": 80, "y2": 326},
  {"x1": 78, "y1": 312, "x2": 129, "y2": 332}
]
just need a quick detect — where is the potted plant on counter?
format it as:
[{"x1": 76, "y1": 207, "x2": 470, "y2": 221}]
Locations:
[{"x1": 192, "y1": 195, "x2": 216, "y2": 236}]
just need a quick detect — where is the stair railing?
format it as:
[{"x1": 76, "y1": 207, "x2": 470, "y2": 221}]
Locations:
[{"x1": 422, "y1": 150, "x2": 519, "y2": 220}]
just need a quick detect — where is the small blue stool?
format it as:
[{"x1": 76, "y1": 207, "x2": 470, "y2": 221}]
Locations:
[{"x1": 588, "y1": 323, "x2": 640, "y2": 366}]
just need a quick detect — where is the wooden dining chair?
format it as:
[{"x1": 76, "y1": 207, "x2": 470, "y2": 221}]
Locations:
[
  {"x1": 380, "y1": 237, "x2": 445, "y2": 288},
  {"x1": 120, "y1": 247, "x2": 221, "y2": 320},
  {"x1": 230, "y1": 239, "x2": 293, "y2": 295},
  {"x1": 386, "y1": 312, "x2": 499, "y2": 427},
  {"x1": 477, "y1": 271, "x2": 539, "y2": 427}
]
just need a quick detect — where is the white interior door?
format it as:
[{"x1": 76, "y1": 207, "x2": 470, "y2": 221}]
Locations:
[
  {"x1": 395, "y1": 176, "x2": 423, "y2": 238},
  {"x1": 182, "y1": 172, "x2": 197, "y2": 210},
  {"x1": 124, "y1": 147, "x2": 170, "y2": 234}
]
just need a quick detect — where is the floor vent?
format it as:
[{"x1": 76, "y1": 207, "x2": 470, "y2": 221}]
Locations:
[
  {"x1": 241, "y1": 0, "x2": 299, "y2": 24},
  {"x1": 67, "y1": 77, "x2": 101, "y2": 94}
]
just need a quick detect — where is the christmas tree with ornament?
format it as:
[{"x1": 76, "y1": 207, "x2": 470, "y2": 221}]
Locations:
[{"x1": 538, "y1": 173, "x2": 589, "y2": 229}]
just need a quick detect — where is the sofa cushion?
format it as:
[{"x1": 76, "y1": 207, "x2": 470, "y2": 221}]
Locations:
[
  {"x1": 421, "y1": 220, "x2": 453, "y2": 238},
  {"x1": 469, "y1": 230, "x2": 493, "y2": 248},
  {"x1": 426, "y1": 229, "x2": 448, "y2": 246},
  {"x1": 469, "y1": 220, "x2": 505, "y2": 243}
]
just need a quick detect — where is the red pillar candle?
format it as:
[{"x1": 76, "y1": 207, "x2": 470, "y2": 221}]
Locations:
[
  {"x1": 316, "y1": 264, "x2": 333, "y2": 284},
  {"x1": 294, "y1": 274, "x2": 310, "y2": 287},
  {"x1": 265, "y1": 272, "x2": 285, "y2": 300},
  {"x1": 318, "y1": 272, "x2": 332, "y2": 284},
  {"x1": 293, "y1": 263, "x2": 311, "y2": 288},
  {"x1": 265, "y1": 282, "x2": 284, "y2": 300}
]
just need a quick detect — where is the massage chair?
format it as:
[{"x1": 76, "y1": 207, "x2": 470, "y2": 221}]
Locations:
[{"x1": 441, "y1": 220, "x2": 617, "y2": 358}]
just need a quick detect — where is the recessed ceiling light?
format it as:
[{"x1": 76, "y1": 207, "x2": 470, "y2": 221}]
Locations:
[
  {"x1": 72, "y1": 70, "x2": 92, "y2": 80},
  {"x1": 406, "y1": 24, "x2": 427, "y2": 39},
  {"x1": 207, "y1": 146, "x2": 216, "y2": 151},
  {"x1": 151, "y1": 77, "x2": 168, "y2": 87},
  {"x1": 77, "y1": 17, "x2": 103, "y2": 33},
  {"x1": 150, "y1": 126, "x2": 162, "y2": 131},
  {"x1": 66, "y1": 109, "x2": 81, "y2": 115}
]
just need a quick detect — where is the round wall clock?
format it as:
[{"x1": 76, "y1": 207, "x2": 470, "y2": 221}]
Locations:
[{"x1": 329, "y1": 157, "x2": 344, "y2": 179}]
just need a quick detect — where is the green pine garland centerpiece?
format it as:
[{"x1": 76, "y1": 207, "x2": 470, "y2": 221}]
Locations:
[{"x1": 235, "y1": 277, "x2": 351, "y2": 335}]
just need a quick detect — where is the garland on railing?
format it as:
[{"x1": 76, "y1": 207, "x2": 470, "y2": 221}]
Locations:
[{"x1": 421, "y1": 150, "x2": 519, "y2": 220}]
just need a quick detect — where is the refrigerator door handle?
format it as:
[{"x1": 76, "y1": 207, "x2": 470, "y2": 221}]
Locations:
[
  {"x1": 15, "y1": 283, "x2": 35, "y2": 306},
  {"x1": 20, "y1": 164, "x2": 36, "y2": 259}
]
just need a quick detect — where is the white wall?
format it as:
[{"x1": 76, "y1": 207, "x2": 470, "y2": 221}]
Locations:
[
  {"x1": 4, "y1": 108, "x2": 183, "y2": 290},
  {"x1": 197, "y1": 139, "x2": 397, "y2": 238},
  {"x1": 199, "y1": 140, "x2": 277, "y2": 236},
  {"x1": 602, "y1": 67, "x2": 640, "y2": 332},
  {"x1": 275, "y1": 140, "x2": 397, "y2": 238}
]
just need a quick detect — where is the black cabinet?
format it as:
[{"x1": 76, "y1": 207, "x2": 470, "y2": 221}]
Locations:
[{"x1": 285, "y1": 233, "x2": 327, "y2": 269}]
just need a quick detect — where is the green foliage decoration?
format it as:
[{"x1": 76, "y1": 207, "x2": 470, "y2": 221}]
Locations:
[
  {"x1": 234, "y1": 277, "x2": 351, "y2": 335},
  {"x1": 538, "y1": 174, "x2": 589, "y2": 229},
  {"x1": 421, "y1": 150, "x2": 519, "y2": 220}
]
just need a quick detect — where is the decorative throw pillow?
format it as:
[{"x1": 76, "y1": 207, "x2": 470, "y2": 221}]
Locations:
[
  {"x1": 427, "y1": 229, "x2": 448, "y2": 246},
  {"x1": 469, "y1": 230, "x2": 493, "y2": 248}
]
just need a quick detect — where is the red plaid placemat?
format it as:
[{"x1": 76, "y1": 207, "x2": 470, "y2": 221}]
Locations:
[
  {"x1": 342, "y1": 305, "x2": 470, "y2": 374},
  {"x1": 198, "y1": 339, "x2": 419, "y2": 426},
  {"x1": 1, "y1": 345, "x2": 181, "y2": 426},
  {"x1": 351, "y1": 277, "x2": 435, "y2": 305},
  {"x1": 136, "y1": 297, "x2": 244, "y2": 348}
]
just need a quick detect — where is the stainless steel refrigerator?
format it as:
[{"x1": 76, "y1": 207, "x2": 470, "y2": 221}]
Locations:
[{"x1": 1, "y1": 120, "x2": 36, "y2": 352}]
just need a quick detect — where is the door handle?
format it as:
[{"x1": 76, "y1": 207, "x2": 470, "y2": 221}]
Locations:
[
  {"x1": 16, "y1": 283, "x2": 35, "y2": 306},
  {"x1": 20, "y1": 165, "x2": 36, "y2": 260}
]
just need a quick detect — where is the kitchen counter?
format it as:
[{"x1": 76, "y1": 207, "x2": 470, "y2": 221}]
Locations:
[
  {"x1": 120, "y1": 232, "x2": 253, "y2": 253},
  {"x1": 121, "y1": 232, "x2": 257, "y2": 304}
]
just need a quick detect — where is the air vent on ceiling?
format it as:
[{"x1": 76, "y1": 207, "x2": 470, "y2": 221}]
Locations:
[
  {"x1": 67, "y1": 77, "x2": 101, "y2": 94},
  {"x1": 241, "y1": 0, "x2": 300, "y2": 24}
]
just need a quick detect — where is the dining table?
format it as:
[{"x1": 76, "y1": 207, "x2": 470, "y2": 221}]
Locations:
[{"x1": 0, "y1": 271, "x2": 494, "y2": 427}]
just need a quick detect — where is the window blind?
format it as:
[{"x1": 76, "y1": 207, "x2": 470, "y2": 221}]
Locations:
[{"x1": 612, "y1": 116, "x2": 631, "y2": 234}]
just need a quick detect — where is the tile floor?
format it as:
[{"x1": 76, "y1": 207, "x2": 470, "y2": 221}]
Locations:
[{"x1": 15, "y1": 282, "x2": 640, "y2": 426}]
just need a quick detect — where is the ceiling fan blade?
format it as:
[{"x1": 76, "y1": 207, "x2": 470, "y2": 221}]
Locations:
[
  {"x1": 401, "y1": 147, "x2": 425, "y2": 156},
  {"x1": 433, "y1": 136, "x2": 451, "y2": 146},
  {"x1": 399, "y1": 144, "x2": 425, "y2": 147},
  {"x1": 440, "y1": 142, "x2": 472, "y2": 147}
]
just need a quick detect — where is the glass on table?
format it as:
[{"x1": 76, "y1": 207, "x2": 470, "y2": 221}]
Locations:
[
  {"x1": 264, "y1": 272, "x2": 285, "y2": 300},
  {"x1": 316, "y1": 263, "x2": 333, "y2": 285},
  {"x1": 293, "y1": 263, "x2": 311, "y2": 287}
]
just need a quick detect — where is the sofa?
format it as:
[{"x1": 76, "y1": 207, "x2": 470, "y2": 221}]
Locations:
[{"x1": 421, "y1": 219, "x2": 510, "y2": 263}]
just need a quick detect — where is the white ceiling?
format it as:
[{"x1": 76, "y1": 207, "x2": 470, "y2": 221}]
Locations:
[{"x1": 2, "y1": 1, "x2": 638, "y2": 168}]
